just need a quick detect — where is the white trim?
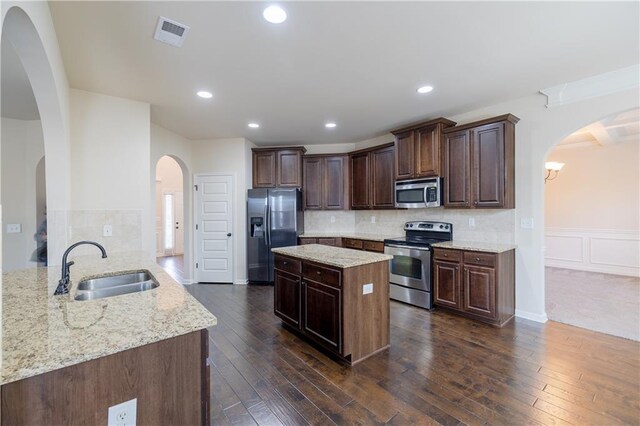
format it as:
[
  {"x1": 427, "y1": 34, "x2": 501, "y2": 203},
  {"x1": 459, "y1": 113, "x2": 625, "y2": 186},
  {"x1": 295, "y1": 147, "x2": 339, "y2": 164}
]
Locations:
[
  {"x1": 183, "y1": 280, "x2": 193, "y2": 285},
  {"x1": 234, "y1": 279, "x2": 249, "y2": 285},
  {"x1": 540, "y1": 65, "x2": 640, "y2": 108},
  {"x1": 515, "y1": 309, "x2": 548, "y2": 323},
  {"x1": 193, "y1": 172, "x2": 236, "y2": 284}
]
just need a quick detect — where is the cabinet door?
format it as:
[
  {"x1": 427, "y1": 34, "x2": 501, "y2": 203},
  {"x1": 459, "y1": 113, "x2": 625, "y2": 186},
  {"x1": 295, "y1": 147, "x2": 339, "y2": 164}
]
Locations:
[
  {"x1": 277, "y1": 150, "x2": 303, "y2": 187},
  {"x1": 298, "y1": 238, "x2": 317, "y2": 245},
  {"x1": 253, "y1": 151, "x2": 277, "y2": 188},
  {"x1": 463, "y1": 264, "x2": 496, "y2": 319},
  {"x1": 443, "y1": 130, "x2": 470, "y2": 207},
  {"x1": 370, "y1": 146, "x2": 395, "y2": 208},
  {"x1": 274, "y1": 270, "x2": 302, "y2": 328},
  {"x1": 415, "y1": 126, "x2": 440, "y2": 177},
  {"x1": 324, "y1": 156, "x2": 347, "y2": 209},
  {"x1": 303, "y1": 280, "x2": 341, "y2": 353},
  {"x1": 350, "y1": 152, "x2": 370, "y2": 209},
  {"x1": 472, "y1": 123, "x2": 505, "y2": 208},
  {"x1": 303, "y1": 157, "x2": 323, "y2": 210},
  {"x1": 394, "y1": 131, "x2": 414, "y2": 180},
  {"x1": 433, "y1": 260, "x2": 462, "y2": 310}
]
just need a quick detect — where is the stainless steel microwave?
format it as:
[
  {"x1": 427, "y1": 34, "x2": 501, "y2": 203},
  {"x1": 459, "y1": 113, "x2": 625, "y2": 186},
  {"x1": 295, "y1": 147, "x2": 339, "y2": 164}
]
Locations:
[{"x1": 395, "y1": 177, "x2": 442, "y2": 208}]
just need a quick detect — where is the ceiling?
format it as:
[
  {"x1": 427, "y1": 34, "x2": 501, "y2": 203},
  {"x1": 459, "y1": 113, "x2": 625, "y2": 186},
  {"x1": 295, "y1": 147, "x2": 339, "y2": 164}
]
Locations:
[
  {"x1": 1, "y1": 37, "x2": 40, "y2": 120},
  {"x1": 558, "y1": 108, "x2": 640, "y2": 149},
  {"x1": 47, "y1": 2, "x2": 639, "y2": 145}
]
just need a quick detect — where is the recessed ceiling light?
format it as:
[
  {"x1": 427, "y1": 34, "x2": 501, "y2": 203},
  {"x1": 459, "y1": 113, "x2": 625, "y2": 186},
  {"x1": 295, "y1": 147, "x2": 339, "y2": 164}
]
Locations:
[
  {"x1": 325, "y1": 122, "x2": 337, "y2": 128},
  {"x1": 248, "y1": 123, "x2": 260, "y2": 129},
  {"x1": 263, "y1": 5, "x2": 287, "y2": 24},
  {"x1": 417, "y1": 85, "x2": 434, "y2": 94},
  {"x1": 197, "y1": 91, "x2": 213, "y2": 99}
]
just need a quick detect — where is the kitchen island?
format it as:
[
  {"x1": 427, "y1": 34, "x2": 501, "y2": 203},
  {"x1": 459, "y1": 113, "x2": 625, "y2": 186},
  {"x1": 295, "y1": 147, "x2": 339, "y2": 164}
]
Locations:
[
  {"x1": 272, "y1": 244, "x2": 392, "y2": 365},
  {"x1": 1, "y1": 252, "x2": 216, "y2": 425}
]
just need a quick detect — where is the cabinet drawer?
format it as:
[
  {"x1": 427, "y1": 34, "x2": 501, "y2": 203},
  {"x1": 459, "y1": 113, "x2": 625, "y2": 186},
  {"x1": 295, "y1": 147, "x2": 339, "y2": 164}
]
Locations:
[
  {"x1": 463, "y1": 251, "x2": 496, "y2": 268},
  {"x1": 302, "y1": 262, "x2": 341, "y2": 288},
  {"x1": 363, "y1": 240, "x2": 384, "y2": 253},
  {"x1": 433, "y1": 249, "x2": 462, "y2": 262},
  {"x1": 275, "y1": 255, "x2": 302, "y2": 275},
  {"x1": 298, "y1": 237, "x2": 317, "y2": 245},
  {"x1": 317, "y1": 238, "x2": 337, "y2": 247},
  {"x1": 343, "y1": 238, "x2": 363, "y2": 250}
]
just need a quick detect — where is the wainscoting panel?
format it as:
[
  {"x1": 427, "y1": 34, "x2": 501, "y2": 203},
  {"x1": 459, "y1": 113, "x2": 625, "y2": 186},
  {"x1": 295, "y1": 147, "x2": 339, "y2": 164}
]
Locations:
[{"x1": 545, "y1": 228, "x2": 640, "y2": 277}]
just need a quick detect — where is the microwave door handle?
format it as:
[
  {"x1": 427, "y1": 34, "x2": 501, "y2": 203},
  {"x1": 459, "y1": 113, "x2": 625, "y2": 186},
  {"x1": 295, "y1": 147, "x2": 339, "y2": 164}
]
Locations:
[{"x1": 424, "y1": 185, "x2": 429, "y2": 207}]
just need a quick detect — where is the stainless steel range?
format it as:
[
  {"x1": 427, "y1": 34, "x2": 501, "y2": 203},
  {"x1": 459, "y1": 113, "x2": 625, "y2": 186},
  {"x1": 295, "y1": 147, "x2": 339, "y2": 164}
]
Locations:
[{"x1": 384, "y1": 221, "x2": 453, "y2": 309}]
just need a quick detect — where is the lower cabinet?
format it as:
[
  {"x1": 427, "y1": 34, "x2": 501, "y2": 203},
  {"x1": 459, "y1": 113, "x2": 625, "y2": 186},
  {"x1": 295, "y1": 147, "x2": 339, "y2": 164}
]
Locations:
[
  {"x1": 433, "y1": 248, "x2": 514, "y2": 326},
  {"x1": 273, "y1": 254, "x2": 390, "y2": 364},
  {"x1": 298, "y1": 237, "x2": 341, "y2": 247},
  {"x1": 342, "y1": 238, "x2": 384, "y2": 253}
]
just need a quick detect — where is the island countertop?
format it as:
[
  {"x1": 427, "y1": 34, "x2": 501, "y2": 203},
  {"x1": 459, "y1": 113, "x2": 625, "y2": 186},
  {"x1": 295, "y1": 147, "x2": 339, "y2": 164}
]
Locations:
[
  {"x1": 272, "y1": 244, "x2": 392, "y2": 268},
  {"x1": 1, "y1": 252, "x2": 217, "y2": 385}
]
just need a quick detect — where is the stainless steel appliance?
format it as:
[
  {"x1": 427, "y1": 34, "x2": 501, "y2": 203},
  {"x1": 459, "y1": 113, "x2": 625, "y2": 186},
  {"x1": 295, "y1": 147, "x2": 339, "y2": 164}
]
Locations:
[
  {"x1": 395, "y1": 177, "x2": 443, "y2": 208},
  {"x1": 247, "y1": 188, "x2": 303, "y2": 283},
  {"x1": 384, "y1": 221, "x2": 453, "y2": 309}
]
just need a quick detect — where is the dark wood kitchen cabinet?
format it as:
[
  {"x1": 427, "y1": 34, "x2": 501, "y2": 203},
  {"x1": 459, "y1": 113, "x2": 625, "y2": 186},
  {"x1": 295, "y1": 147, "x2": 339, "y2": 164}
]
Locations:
[
  {"x1": 303, "y1": 154, "x2": 349, "y2": 210},
  {"x1": 273, "y1": 253, "x2": 390, "y2": 364},
  {"x1": 349, "y1": 143, "x2": 395, "y2": 210},
  {"x1": 252, "y1": 147, "x2": 306, "y2": 188},
  {"x1": 391, "y1": 117, "x2": 456, "y2": 180},
  {"x1": 432, "y1": 247, "x2": 515, "y2": 326},
  {"x1": 298, "y1": 237, "x2": 341, "y2": 247},
  {"x1": 442, "y1": 114, "x2": 518, "y2": 209}
]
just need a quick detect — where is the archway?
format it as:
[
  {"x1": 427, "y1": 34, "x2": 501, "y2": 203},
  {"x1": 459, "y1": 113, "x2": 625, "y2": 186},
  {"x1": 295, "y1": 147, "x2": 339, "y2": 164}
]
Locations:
[
  {"x1": 543, "y1": 108, "x2": 639, "y2": 340},
  {"x1": 155, "y1": 155, "x2": 189, "y2": 284},
  {"x1": 1, "y1": 5, "x2": 70, "y2": 268}
]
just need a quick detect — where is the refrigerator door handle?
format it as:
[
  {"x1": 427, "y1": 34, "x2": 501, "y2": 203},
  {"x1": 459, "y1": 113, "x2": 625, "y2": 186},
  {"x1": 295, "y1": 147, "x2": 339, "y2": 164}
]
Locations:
[{"x1": 265, "y1": 202, "x2": 270, "y2": 246}]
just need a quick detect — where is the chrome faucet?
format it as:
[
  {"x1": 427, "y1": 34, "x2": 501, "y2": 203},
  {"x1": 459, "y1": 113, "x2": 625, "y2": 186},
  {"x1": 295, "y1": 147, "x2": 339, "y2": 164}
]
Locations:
[{"x1": 54, "y1": 241, "x2": 108, "y2": 295}]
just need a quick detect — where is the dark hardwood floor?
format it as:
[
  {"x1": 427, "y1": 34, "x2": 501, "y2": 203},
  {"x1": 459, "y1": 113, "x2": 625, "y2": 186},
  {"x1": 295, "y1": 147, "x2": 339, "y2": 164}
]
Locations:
[
  {"x1": 186, "y1": 284, "x2": 640, "y2": 425},
  {"x1": 157, "y1": 255, "x2": 185, "y2": 283}
]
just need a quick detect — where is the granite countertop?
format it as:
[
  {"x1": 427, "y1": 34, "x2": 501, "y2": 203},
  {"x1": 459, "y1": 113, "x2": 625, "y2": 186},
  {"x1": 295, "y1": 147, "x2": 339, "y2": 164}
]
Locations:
[
  {"x1": 1, "y1": 252, "x2": 217, "y2": 385},
  {"x1": 299, "y1": 232, "x2": 402, "y2": 242},
  {"x1": 431, "y1": 241, "x2": 517, "y2": 253},
  {"x1": 272, "y1": 244, "x2": 392, "y2": 268}
]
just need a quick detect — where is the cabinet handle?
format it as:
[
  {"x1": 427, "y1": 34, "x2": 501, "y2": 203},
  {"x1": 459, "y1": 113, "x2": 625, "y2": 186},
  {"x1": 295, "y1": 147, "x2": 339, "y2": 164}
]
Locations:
[
  {"x1": 475, "y1": 257, "x2": 480, "y2": 261},
  {"x1": 474, "y1": 201, "x2": 478, "y2": 205},
  {"x1": 444, "y1": 253, "x2": 448, "y2": 257},
  {"x1": 317, "y1": 271, "x2": 321, "y2": 275},
  {"x1": 283, "y1": 261, "x2": 288, "y2": 265}
]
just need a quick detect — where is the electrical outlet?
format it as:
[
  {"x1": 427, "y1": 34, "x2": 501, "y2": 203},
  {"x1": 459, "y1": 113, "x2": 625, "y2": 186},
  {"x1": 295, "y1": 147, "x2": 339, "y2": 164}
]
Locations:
[
  {"x1": 363, "y1": 283, "x2": 373, "y2": 294},
  {"x1": 330, "y1": 215, "x2": 336, "y2": 223},
  {"x1": 108, "y1": 398, "x2": 137, "y2": 426},
  {"x1": 6, "y1": 224, "x2": 22, "y2": 233},
  {"x1": 520, "y1": 218, "x2": 534, "y2": 229},
  {"x1": 370, "y1": 216, "x2": 376, "y2": 224},
  {"x1": 103, "y1": 224, "x2": 113, "y2": 237},
  {"x1": 468, "y1": 217, "x2": 476, "y2": 228}
]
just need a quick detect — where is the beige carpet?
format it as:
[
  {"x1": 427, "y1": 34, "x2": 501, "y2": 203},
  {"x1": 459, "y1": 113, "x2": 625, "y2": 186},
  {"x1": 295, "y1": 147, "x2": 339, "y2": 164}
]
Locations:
[{"x1": 545, "y1": 267, "x2": 640, "y2": 341}]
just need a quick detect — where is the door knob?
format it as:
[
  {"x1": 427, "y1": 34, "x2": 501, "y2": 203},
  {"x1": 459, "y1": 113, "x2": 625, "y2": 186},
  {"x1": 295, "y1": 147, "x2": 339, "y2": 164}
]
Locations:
[{"x1": 227, "y1": 233, "x2": 232, "y2": 237}]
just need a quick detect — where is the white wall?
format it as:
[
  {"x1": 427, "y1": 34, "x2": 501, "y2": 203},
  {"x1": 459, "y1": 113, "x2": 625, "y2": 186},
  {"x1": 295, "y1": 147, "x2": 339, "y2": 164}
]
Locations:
[
  {"x1": 544, "y1": 140, "x2": 640, "y2": 276},
  {"x1": 69, "y1": 89, "x2": 151, "y2": 257},
  {"x1": 191, "y1": 137, "x2": 254, "y2": 284},
  {"x1": 150, "y1": 123, "x2": 194, "y2": 281},
  {"x1": 1, "y1": 118, "x2": 44, "y2": 271}
]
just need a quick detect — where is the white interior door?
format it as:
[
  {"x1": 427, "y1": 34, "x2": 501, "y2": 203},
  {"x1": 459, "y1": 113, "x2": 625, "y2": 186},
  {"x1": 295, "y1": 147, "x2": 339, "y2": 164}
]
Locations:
[
  {"x1": 194, "y1": 174, "x2": 234, "y2": 283},
  {"x1": 174, "y1": 191, "x2": 184, "y2": 255}
]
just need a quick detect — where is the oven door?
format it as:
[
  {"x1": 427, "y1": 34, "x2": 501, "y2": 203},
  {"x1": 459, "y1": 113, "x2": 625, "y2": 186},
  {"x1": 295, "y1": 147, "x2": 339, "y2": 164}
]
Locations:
[{"x1": 384, "y1": 244, "x2": 431, "y2": 291}]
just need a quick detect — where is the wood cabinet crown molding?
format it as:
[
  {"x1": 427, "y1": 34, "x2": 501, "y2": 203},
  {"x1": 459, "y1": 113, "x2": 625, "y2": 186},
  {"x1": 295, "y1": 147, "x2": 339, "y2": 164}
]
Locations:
[
  {"x1": 442, "y1": 114, "x2": 520, "y2": 134},
  {"x1": 390, "y1": 117, "x2": 457, "y2": 135},
  {"x1": 252, "y1": 146, "x2": 307, "y2": 153}
]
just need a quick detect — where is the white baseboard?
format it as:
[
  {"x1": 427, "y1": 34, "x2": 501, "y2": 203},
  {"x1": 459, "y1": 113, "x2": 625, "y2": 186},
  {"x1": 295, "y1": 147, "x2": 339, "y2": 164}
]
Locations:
[
  {"x1": 515, "y1": 309, "x2": 548, "y2": 323},
  {"x1": 182, "y1": 280, "x2": 193, "y2": 285},
  {"x1": 234, "y1": 279, "x2": 249, "y2": 285}
]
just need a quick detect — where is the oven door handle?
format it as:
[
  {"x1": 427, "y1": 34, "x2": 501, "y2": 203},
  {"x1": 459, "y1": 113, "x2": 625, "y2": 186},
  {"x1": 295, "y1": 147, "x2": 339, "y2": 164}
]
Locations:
[{"x1": 385, "y1": 244, "x2": 431, "y2": 251}]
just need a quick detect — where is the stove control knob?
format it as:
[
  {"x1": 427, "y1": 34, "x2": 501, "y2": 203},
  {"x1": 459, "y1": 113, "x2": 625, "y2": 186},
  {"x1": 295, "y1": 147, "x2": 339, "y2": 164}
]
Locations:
[
  {"x1": 445, "y1": 225, "x2": 449, "y2": 229},
  {"x1": 439, "y1": 224, "x2": 444, "y2": 229}
]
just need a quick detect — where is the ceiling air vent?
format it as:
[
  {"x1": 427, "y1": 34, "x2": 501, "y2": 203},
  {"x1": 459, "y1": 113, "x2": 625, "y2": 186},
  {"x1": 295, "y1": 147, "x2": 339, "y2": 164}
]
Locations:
[{"x1": 154, "y1": 16, "x2": 190, "y2": 47}]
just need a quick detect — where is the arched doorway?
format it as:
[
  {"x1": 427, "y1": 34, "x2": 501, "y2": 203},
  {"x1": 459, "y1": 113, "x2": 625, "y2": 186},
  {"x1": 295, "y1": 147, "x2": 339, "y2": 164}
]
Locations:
[
  {"x1": 155, "y1": 155, "x2": 186, "y2": 283},
  {"x1": 544, "y1": 108, "x2": 639, "y2": 340}
]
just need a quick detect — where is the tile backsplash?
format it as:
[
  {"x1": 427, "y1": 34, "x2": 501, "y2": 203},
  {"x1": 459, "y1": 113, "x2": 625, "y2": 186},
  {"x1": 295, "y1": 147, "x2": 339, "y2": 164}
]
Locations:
[
  {"x1": 68, "y1": 210, "x2": 142, "y2": 256},
  {"x1": 305, "y1": 209, "x2": 515, "y2": 243}
]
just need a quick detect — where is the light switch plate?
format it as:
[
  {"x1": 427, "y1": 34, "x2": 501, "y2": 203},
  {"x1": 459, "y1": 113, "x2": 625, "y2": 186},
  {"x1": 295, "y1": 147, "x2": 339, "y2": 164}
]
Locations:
[
  {"x1": 370, "y1": 216, "x2": 376, "y2": 224},
  {"x1": 6, "y1": 224, "x2": 22, "y2": 233},
  {"x1": 103, "y1": 224, "x2": 113, "y2": 237},
  {"x1": 108, "y1": 398, "x2": 137, "y2": 426},
  {"x1": 468, "y1": 217, "x2": 476, "y2": 228},
  {"x1": 330, "y1": 216, "x2": 336, "y2": 223},
  {"x1": 520, "y1": 218, "x2": 534, "y2": 229},
  {"x1": 363, "y1": 283, "x2": 373, "y2": 295}
]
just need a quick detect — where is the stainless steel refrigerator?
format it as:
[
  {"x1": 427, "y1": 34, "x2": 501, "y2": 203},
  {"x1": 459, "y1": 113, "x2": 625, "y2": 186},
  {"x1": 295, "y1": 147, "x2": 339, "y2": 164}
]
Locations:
[{"x1": 247, "y1": 188, "x2": 303, "y2": 283}]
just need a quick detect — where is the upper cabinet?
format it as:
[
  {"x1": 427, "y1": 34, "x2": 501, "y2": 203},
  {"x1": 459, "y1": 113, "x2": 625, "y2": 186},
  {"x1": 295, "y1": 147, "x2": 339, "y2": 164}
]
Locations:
[
  {"x1": 252, "y1": 147, "x2": 306, "y2": 188},
  {"x1": 302, "y1": 154, "x2": 349, "y2": 210},
  {"x1": 391, "y1": 118, "x2": 456, "y2": 180},
  {"x1": 350, "y1": 143, "x2": 395, "y2": 210},
  {"x1": 442, "y1": 114, "x2": 518, "y2": 209}
]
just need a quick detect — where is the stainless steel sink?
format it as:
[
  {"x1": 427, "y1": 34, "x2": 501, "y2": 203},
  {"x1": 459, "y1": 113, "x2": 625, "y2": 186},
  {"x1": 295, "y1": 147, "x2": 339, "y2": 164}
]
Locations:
[{"x1": 74, "y1": 270, "x2": 158, "y2": 301}]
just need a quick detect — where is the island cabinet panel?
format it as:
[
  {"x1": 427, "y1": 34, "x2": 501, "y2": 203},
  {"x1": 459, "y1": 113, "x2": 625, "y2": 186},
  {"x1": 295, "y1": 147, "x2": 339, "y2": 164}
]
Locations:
[
  {"x1": 252, "y1": 147, "x2": 306, "y2": 188},
  {"x1": 274, "y1": 270, "x2": 302, "y2": 328},
  {"x1": 391, "y1": 118, "x2": 456, "y2": 180},
  {"x1": 432, "y1": 247, "x2": 515, "y2": 326},
  {"x1": 0, "y1": 330, "x2": 209, "y2": 426},
  {"x1": 442, "y1": 114, "x2": 518, "y2": 209},
  {"x1": 302, "y1": 155, "x2": 349, "y2": 210},
  {"x1": 273, "y1": 254, "x2": 390, "y2": 365}
]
